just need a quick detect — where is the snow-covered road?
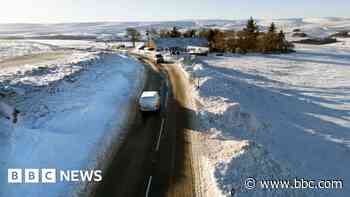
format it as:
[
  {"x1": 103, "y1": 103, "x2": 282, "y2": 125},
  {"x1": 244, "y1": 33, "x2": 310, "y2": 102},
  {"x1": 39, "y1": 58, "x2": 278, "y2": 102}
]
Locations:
[{"x1": 0, "y1": 52, "x2": 145, "y2": 197}]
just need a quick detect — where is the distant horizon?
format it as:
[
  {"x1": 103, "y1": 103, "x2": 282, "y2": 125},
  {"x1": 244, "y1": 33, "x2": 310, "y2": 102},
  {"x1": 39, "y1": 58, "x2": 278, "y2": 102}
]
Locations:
[{"x1": 0, "y1": 16, "x2": 349, "y2": 25}]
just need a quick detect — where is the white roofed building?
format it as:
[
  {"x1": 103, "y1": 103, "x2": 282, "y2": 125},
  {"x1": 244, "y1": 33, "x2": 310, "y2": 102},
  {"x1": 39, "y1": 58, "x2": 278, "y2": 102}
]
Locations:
[{"x1": 152, "y1": 37, "x2": 208, "y2": 51}]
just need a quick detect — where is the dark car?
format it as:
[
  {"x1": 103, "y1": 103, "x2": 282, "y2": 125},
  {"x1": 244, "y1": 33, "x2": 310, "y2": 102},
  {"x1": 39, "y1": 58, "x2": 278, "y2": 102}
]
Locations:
[{"x1": 154, "y1": 53, "x2": 164, "y2": 64}]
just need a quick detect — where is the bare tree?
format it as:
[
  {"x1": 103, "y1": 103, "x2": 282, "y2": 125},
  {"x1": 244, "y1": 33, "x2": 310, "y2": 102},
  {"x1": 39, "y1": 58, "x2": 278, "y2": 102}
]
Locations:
[{"x1": 126, "y1": 28, "x2": 141, "y2": 48}]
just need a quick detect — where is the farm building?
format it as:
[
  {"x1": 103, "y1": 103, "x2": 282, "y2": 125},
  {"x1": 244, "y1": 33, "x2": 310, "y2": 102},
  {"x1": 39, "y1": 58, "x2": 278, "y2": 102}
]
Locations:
[{"x1": 151, "y1": 37, "x2": 208, "y2": 52}]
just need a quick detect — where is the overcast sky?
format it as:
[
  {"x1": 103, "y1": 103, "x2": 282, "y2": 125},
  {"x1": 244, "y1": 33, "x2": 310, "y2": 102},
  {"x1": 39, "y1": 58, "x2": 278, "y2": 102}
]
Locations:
[{"x1": 0, "y1": 0, "x2": 349, "y2": 23}]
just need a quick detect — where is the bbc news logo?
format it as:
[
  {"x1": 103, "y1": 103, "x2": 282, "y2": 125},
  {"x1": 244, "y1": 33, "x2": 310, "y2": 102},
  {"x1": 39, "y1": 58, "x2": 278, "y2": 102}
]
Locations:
[{"x1": 8, "y1": 169, "x2": 102, "y2": 184}]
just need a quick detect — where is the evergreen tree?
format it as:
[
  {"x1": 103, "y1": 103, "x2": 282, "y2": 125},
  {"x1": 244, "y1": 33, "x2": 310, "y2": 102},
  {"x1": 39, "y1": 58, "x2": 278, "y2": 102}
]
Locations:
[
  {"x1": 242, "y1": 17, "x2": 259, "y2": 51},
  {"x1": 262, "y1": 23, "x2": 279, "y2": 52},
  {"x1": 170, "y1": 27, "x2": 181, "y2": 37},
  {"x1": 268, "y1": 22, "x2": 276, "y2": 33},
  {"x1": 244, "y1": 17, "x2": 259, "y2": 33}
]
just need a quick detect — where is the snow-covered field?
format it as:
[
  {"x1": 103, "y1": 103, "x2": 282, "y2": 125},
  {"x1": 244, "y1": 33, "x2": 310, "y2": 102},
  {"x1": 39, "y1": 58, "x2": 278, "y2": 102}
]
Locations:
[
  {"x1": 0, "y1": 39, "x2": 145, "y2": 196},
  {"x1": 25, "y1": 39, "x2": 108, "y2": 51},
  {"x1": 0, "y1": 40, "x2": 53, "y2": 61},
  {"x1": 181, "y1": 39, "x2": 350, "y2": 197}
]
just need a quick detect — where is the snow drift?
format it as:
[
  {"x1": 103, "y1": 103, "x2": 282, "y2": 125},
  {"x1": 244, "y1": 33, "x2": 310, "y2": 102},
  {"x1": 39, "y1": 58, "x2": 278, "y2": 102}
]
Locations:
[
  {"x1": 0, "y1": 52, "x2": 145, "y2": 197},
  {"x1": 179, "y1": 39, "x2": 350, "y2": 197}
]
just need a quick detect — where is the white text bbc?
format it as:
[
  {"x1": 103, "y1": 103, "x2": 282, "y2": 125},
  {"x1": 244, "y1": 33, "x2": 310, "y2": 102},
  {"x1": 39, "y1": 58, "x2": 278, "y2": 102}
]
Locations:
[{"x1": 8, "y1": 169, "x2": 102, "y2": 183}]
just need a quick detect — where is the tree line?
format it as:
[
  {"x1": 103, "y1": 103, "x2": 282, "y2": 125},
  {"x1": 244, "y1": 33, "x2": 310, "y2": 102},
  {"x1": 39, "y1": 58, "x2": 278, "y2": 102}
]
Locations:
[{"x1": 126, "y1": 17, "x2": 294, "y2": 53}]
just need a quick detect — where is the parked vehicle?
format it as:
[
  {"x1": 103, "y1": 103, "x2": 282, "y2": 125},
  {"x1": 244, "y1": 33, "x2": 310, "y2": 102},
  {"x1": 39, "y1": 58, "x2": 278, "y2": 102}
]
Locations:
[
  {"x1": 138, "y1": 91, "x2": 161, "y2": 112},
  {"x1": 154, "y1": 53, "x2": 164, "y2": 64},
  {"x1": 187, "y1": 46, "x2": 209, "y2": 56}
]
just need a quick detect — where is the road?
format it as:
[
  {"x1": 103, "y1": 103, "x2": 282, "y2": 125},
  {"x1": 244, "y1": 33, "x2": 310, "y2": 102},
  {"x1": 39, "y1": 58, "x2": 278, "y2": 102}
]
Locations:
[{"x1": 93, "y1": 56, "x2": 195, "y2": 197}]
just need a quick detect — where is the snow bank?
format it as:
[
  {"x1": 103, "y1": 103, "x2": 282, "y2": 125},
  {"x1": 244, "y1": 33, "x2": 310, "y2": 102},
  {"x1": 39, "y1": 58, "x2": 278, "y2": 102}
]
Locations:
[
  {"x1": 179, "y1": 40, "x2": 350, "y2": 197},
  {"x1": 0, "y1": 53, "x2": 145, "y2": 197},
  {"x1": 200, "y1": 139, "x2": 303, "y2": 197},
  {"x1": 0, "y1": 52, "x2": 96, "y2": 89}
]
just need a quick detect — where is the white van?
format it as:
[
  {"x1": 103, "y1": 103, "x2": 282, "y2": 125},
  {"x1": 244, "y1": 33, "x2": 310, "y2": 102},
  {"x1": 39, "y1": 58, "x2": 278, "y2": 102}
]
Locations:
[
  {"x1": 138, "y1": 91, "x2": 161, "y2": 112},
  {"x1": 187, "y1": 46, "x2": 209, "y2": 56}
]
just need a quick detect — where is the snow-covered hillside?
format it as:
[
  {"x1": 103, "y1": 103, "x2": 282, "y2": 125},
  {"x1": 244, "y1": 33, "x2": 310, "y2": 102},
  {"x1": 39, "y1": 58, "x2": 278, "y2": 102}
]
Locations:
[
  {"x1": 180, "y1": 39, "x2": 350, "y2": 197},
  {"x1": 0, "y1": 17, "x2": 349, "y2": 38},
  {"x1": 0, "y1": 51, "x2": 145, "y2": 197}
]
